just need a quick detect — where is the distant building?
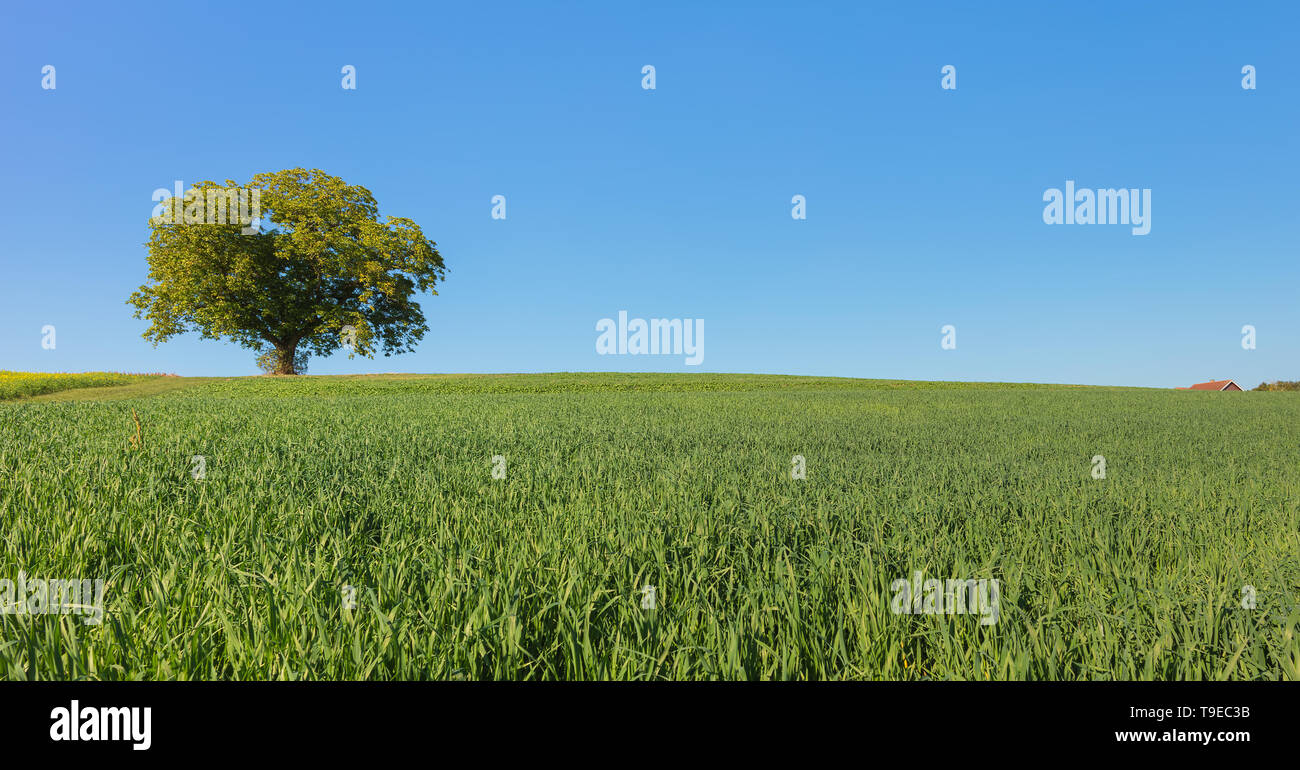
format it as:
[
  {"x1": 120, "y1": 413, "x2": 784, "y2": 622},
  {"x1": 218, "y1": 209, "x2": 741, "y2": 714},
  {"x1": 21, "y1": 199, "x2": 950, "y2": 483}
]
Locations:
[{"x1": 1177, "y1": 379, "x2": 1243, "y2": 391}]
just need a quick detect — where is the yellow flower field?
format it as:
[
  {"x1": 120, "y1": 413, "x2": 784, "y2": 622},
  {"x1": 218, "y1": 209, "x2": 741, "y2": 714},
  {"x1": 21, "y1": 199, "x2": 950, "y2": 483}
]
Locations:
[{"x1": 0, "y1": 371, "x2": 161, "y2": 400}]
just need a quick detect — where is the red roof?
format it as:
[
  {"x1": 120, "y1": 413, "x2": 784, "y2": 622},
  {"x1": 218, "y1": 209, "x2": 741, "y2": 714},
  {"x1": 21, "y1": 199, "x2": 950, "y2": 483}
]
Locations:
[{"x1": 1177, "y1": 379, "x2": 1241, "y2": 391}]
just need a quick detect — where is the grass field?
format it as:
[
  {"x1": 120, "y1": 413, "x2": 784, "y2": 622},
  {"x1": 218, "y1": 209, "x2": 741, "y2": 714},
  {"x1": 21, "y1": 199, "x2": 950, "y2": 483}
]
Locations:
[{"x1": 1, "y1": 373, "x2": 1297, "y2": 680}]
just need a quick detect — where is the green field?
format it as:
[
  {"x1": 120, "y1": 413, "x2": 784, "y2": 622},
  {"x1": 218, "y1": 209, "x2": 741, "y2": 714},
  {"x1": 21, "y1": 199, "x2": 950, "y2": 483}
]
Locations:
[{"x1": 1, "y1": 373, "x2": 1297, "y2": 680}]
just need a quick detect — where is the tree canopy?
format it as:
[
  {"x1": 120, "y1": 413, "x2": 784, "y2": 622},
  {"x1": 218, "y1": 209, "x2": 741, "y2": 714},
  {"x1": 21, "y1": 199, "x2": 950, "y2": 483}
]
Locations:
[{"x1": 128, "y1": 168, "x2": 445, "y2": 374}]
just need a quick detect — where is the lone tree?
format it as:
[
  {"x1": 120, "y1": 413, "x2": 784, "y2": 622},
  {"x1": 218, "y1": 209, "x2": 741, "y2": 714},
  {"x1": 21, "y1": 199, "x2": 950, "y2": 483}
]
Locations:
[{"x1": 128, "y1": 168, "x2": 445, "y2": 375}]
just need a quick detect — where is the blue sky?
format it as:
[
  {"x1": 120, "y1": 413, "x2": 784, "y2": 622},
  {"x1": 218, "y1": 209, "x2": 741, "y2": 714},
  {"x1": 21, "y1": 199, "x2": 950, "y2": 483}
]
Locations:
[{"x1": 1, "y1": 1, "x2": 1295, "y2": 387}]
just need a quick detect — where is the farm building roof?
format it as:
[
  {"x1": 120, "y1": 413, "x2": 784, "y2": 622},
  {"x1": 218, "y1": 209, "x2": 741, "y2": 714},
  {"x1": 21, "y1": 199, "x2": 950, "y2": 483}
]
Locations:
[{"x1": 1176, "y1": 379, "x2": 1241, "y2": 391}]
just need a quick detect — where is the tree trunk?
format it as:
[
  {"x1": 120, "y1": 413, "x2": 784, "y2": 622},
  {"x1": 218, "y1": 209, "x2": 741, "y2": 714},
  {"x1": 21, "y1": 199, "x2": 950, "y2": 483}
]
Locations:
[{"x1": 274, "y1": 343, "x2": 298, "y2": 375}]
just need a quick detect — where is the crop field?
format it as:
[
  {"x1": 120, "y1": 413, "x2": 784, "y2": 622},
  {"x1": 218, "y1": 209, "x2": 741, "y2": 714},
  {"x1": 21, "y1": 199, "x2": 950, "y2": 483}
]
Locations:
[
  {"x1": 1, "y1": 373, "x2": 1297, "y2": 680},
  {"x1": 0, "y1": 371, "x2": 164, "y2": 401}
]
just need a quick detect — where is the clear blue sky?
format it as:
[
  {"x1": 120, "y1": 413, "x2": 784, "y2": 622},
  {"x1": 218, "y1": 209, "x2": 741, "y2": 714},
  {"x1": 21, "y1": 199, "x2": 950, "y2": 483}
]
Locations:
[{"x1": 2, "y1": 1, "x2": 1296, "y2": 387}]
